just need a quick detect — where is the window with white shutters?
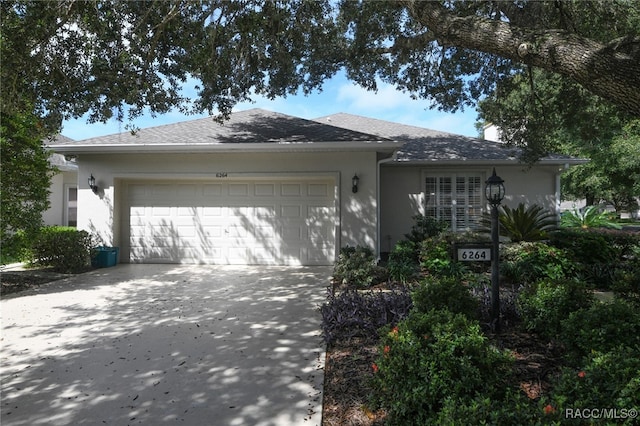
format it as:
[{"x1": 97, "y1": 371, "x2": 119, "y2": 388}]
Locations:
[{"x1": 424, "y1": 174, "x2": 482, "y2": 231}]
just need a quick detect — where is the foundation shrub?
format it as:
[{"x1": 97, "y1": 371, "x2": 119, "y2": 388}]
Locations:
[
  {"x1": 387, "y1": 240, "x2": 419, "y2": 284},
  {"x1": 332, "y1": 245, "x2": 386, "y2": 288},
  {"x1": 411, "y1": 276, "x2": 479, "y2": 319},
  {"x1": 517, "y1": 279, "x2": 594, "y2": 339},
  {"x1": 404, "y1": 214, "x2": 449, "y2": 246},
  {"x1": 370, "y1": 309, "x2": 513, "y2": 425},
  {"x1": 418, "y1": 233, "x2": 477, "y2": 278},
  {"x1": 31, "y1": 226, "x2": 94, "y2": 273}
]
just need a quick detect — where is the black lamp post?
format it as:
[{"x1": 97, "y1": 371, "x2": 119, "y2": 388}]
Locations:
[{"x1": 485, "y1": 168, "x2": 505, "y2": 332}]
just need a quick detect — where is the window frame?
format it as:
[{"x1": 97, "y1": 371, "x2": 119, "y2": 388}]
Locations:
[
  {"x1": 422, "y1": 171, "x2": 485, "y2": 232},
  {"x1": 64, "y1": 184, "x2": 78, "y2": 227}
]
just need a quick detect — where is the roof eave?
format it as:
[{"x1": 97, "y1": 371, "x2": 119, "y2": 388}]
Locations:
[
  {"x1": 388, "y1": 157, "x2": 589, "y2": 166},
  {"x1": 47, "y1": 140, "x2": 401, "y2": 155}
]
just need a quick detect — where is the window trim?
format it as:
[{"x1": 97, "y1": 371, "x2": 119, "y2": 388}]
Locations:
[{"x1": 64, "y1": 184, "x2": 78, "y2": 227}]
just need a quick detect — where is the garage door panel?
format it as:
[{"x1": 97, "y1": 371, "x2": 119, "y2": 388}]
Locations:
[
  {"x1": 255, "y1": 183, "x2": 275, "y2": 196},
  {"x1": 125, "y1": 180, "x2": 336, "y2": 265},
  {"x1": 308, "y1": 183, "x2": 329, "y2": 197},
  {"x1": 281, "y1": 205, "x2": 302, "y2": 217},
  {"x1": 228, "y1": 183, "x2": 249, "y2": 196},
  {"x1": 282, "y1": 226, "x2": 302, "y2": 241},
  {"x1": 281, "y1": 183, "x2": 301, "y2": 196}
]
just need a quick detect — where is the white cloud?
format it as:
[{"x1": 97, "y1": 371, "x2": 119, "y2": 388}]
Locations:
[{"x1": 336, "y1": 82, "x2": 416, "y2": 111}]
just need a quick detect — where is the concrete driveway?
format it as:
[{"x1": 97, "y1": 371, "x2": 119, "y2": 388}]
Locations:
[{"x1": 1, "y1": 265, "x2": 331, "y2": 426}]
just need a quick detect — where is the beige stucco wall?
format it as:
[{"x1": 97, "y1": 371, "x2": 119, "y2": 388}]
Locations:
[
  {"x1": 76, "y1": 151, "x2": 380, "y2": 261},
  {"x1": 379, "y1": 164, "x2": 563, "y2": 251},
  {"x1": 42, "y1": 170, "x2": 77, "y2": 226}
]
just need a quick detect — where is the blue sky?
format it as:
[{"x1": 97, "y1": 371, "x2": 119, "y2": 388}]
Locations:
[{"x1": 61, "y1": 72, "x2": 481, "y2": 140}]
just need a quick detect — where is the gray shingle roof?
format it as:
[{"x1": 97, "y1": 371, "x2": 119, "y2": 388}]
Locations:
[
  {"x1": 53, "y1": 109, "x2": 391, "y2": 147},
  {"x1": 314, "y1": 113, "x2": 519, "y2": 162},
  {"x1": 314, "y1": 113, "x2": 583, "y2": 164}
]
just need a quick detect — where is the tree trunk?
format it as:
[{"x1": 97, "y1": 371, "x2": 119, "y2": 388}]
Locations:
[{"x1": 403, "y1": 1, "x2": 640, "y2": 117}]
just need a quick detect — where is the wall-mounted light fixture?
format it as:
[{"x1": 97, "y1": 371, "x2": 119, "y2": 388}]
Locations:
[
  {"x1": 352, "y1": 174, "x2": 360, "y2": 193},
  {"x1": 88, "y1": 174, "x2": 99, "y2": 194}
]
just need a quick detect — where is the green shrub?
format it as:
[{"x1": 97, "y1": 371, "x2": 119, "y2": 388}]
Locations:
[
  {"x1": 612, "y1": 263, "x2": 640, "y2": 303},
  {"x1": 549, "y1": 228, "x2": 620, "y2": 264},
  {"x1": 418, "y1": 233, "x2": 475, "y2": 278},
  {"x1": 411, "y1": 276, "x2": 479, "y2": 319},
  {"x1": 435, "y1": 387, "x2": 542, "y2": 425},
  {"x1": 560, "y1": 299, "x2": 640, "y2": 363},
  {"x1": 31, "y1": 226, "x2": 94, "y2": 273},
  {"x1": 370, "y1": 309, "x2": 513, "y2": 425},
  {"x1": 332, "y1": 245, "x2": 386, "y2": 288},
  {"x1": 1, "y1": 229, "x2": 33, "y2": 264},
  {"x1": 404, "y1": 214, "x2": 448, "y2": 245},
  {"x1": 500, "y1": 242, "x2": 574, "y2": 285},
  {"x1": 387, "y1": 240, "x2": 419, "y2": 284},
  {"x1": 549, "y1": 228, "x2": 640, "y2": 289},
  {"x1": 550, "y1": 346, "x2": 640, "y2": 417},
  {"x1": 517, "y1": 279, "x2": 594, "y2": 339}
]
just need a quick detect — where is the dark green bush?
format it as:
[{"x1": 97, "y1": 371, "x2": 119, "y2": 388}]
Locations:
[
  {"x1": 31, "y1": 226, "x2": 94, "y2": 273},
  {"x1": 419, "y1": 233, "x2": 473, "y2": 278},
  {"x1": 435, "y1": 387, "x2": 542, "y2": 425},
  {"x1": 549, "y1": 228, "x2": 640, "y2": 289},
  {"x1": 387, "y1": 240, "x2": 419, "y2": 284},
  {"x1": 500, "y1": 242, "x2": 574, "y2": 285},
  {"x1": 549, "y1": 228, "x2": 638, "y2": 264},
  {"x1": 370, "y1": 309, "x2": 513, "y2": 425},
  {"x1": 332, "y1": 245, "x2": 386, "y2": 288},
  {"x1": 560, "y1": 299, "x2": 640, "y2": 363},
  {"x1": 517, "y1": 279, "x2": 594, "y2": 339},
  {"x1": 404, "y1": 214, "x2": 448, "y2": 245},
  {"x1": 412, "y1": 276, "x2": 479, "y2": 319},
  {"x1": 1, "y1": 229, "x2": 33, "y2": 264},
  {"x1": 612, "y1": 263, "x2": 640, "y2": 303},
  {"x1": 550, "y1": 346, "x2": 640, "y2": 418}
]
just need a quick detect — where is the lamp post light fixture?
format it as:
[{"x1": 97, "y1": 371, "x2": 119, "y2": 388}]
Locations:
[
  {"x1": 352, "y1": 174, "x2": 360, "y2": 193},
  {"x1": 485, "y1": 168, "x2": 505, "y2": 332},
  {"x1": 88, "y1": 174, "x2": 99, "y2": 194}
]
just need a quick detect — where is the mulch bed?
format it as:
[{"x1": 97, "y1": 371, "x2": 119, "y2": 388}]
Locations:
[{"x1": 0, "y1": 269, "x2": 70, "y2": 296}]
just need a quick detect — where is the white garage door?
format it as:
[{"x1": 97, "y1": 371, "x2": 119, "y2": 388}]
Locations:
[{"x1": 124, "y1": 179, "x2": 337, "y2": 265}]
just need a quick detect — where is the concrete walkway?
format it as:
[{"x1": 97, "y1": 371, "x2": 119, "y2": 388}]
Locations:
[{"x1": 1, "y1": 265, "x2": 331, "y2": 426}]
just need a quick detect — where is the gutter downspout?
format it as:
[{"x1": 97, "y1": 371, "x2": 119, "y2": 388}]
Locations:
[
  {"x1": 377, "y1": 155, "x2": 396, "y2": 261},
  {"x1": 555, "y1": 163, "x2": 570, "y2": 222}
]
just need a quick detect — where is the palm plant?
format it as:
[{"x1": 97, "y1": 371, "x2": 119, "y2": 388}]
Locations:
[
  {"x1": 560, "y1": 205, "x2": 622, "y2": 229},
  {"x1": 483, "y1": 203, "x2": 557, "y2": 242}
]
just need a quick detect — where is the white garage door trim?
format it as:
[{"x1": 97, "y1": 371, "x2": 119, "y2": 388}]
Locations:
[{"x1": 121, "y1": 176, "x2": 338, "y2": 265}]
